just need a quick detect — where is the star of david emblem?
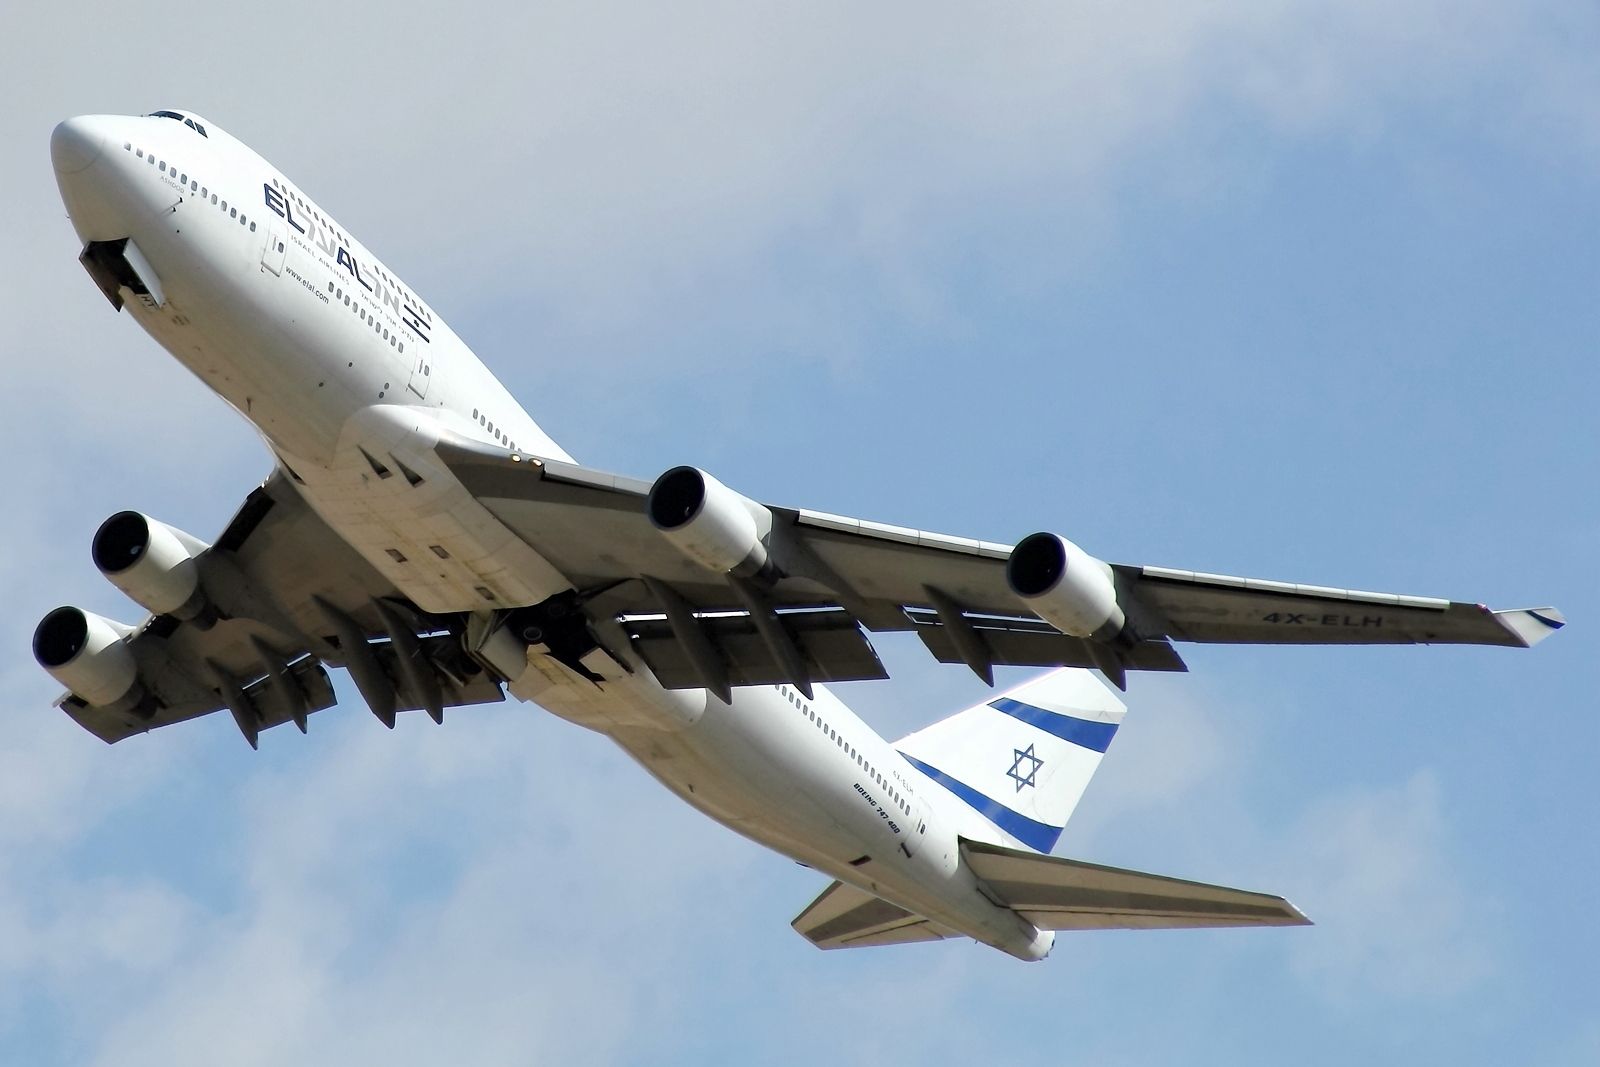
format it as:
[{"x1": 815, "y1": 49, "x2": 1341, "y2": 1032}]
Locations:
[{"x1": 1007, "y1": 743, "x2": 1044, "y2": 792}]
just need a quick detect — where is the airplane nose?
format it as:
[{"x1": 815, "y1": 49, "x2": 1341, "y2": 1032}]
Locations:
[{"x1": 52, "y1": 117, "x2": 105, "y2": 175}]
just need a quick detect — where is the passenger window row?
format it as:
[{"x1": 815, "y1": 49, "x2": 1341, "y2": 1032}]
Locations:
[
  {"x1": 125, "y1": 142, "x2": 254, "y2": 232},
  {"x1": 325, "y1": 281, "x2": 405, "y2": 355},
  {"x1": 778, "y1": 685, "x2": 912, "y2": 816},
  {"x1": 469, "y1": 408, "x2": 517, "y2": 452},
  {"x1": 272, "y1": 178, "x2": 426, "y2": 319},
  {"x1": 116, "y1": 146, "x2": 428, "y2": 403}
]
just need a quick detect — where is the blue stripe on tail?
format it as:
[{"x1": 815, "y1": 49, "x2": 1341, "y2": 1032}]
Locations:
[
  {"x1": 989, "y1": 697, "x2": 1118, "y2": 753},
  {"x1": 899, "y1": 752, "x2": 1063, "y2": 853}
]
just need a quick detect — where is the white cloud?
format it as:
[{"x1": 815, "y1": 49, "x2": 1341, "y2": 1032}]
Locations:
[
  {"x1": 0, "y1": 2, "x2": 1590, "y2": 1062},
  {"x1": 1061, "y1": 675, "x2": 1237, "y2": 852},
  {"x1": 1040, "y1": 674, "x2": 1499, "y2": 1007},
  {"x1": 1278, "y1": 769, "x2": 1496, "y2": 1001},
  {"x1": 397, "y1": 0, "x2": 1596, "y2": 365},
  {"x1": 9, "y1": 702, "x2": 774, "y2": 1066},
  {"x1": 14, "y1": 2, "x2": 1588, "y2": 389}
]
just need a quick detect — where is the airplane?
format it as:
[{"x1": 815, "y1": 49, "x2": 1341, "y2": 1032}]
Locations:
[{"x1": 35, "y1": 110, "x2": 1563, "y2": 961}]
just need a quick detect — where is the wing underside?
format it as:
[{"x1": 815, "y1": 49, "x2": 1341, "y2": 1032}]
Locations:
[
  {"x1": 433, "y1": 443, "x2": 1559, "y2": 695},
  {"x1": 962, "y1": 840, "x2": 1311, "y2": 931},
  {"x1": 48, "y1": 437, "x2": 1560, "y2": 744},
  {"x1": 57, "y1": 471, "x2": 506, "y2": 746}
]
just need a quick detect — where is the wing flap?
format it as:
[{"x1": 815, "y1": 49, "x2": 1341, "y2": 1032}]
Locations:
[
  {"x1": 59, "y1": 651, "x2": 337, "y2": 744},
  {"x1": 52, "y1": 471, "x2": 507, "y2": 745},
  {"x1": 904, "y1": 607, "x2": 1187, "y2": 673},
  {"x1": 371, "y1": 636, "x2": 507, "y2": 713},
  {"x1": 962, "y1": 840, "x2": 1310, "y2": 931},
  {"x1": 624, "y1": 609, "x2": 887, "y2": 689}
]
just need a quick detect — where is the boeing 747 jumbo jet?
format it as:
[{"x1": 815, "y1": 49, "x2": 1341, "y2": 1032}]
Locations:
[{"x1": 36, "y1": 111, "x2": 1563, "y2": 960}]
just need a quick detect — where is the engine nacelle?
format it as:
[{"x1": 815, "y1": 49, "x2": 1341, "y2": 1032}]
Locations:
[
  {"x1": 92, "y1": 511, "x2": 211, "y2": 622},
  {"x1": 1006, "y1": 532, "x2": 1125, "y2": 640},
  {"x1": 32, "y1": 606, "x2": 142, "y2": 707},
  {"x1": 647, "y1": 466, "x2": 771, "y2": 575}
]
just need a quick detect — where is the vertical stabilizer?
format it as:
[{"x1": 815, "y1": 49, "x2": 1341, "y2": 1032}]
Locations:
[{"x1": 894, "y1": 668, "x2": 1125, "y2": 853}]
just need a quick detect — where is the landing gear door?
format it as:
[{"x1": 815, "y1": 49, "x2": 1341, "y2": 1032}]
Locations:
[
  {"x1": 406, "y1": 348, "x2": 432, "y2": 399},
  {"x1": 261, "y1": 226, "x2": 286, "y2": 277}
]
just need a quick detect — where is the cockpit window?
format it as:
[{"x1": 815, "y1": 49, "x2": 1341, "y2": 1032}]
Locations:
[{"x1": 146, "y1": 110, "x2": 208, "y2": 137}]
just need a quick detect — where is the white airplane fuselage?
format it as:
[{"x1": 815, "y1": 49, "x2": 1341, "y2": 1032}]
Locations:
[{"x1": 51, "y1": 112, "x2": 1054, "y2": 961}]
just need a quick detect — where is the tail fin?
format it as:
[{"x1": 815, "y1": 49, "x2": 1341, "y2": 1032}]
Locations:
[{"x1": 894, "y1": 668, "x2": 1125, "y2": 854}]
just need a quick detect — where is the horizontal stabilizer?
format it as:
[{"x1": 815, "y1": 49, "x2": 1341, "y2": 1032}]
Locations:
[
  {"x1": 962, "y1": 839, "x2": 1310, "y2": 930},
  {"x1": 792, "y1": 880, "x2": 954, "y2": 950}
]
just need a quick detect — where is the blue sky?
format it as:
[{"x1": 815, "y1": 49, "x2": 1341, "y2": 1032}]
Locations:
[{"x1": 2, "y1": 3, "x2": 1596, "y2": 1063}]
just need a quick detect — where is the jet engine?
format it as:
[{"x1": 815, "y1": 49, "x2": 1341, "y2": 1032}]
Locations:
[
  {"x1": 647, "y1": 466, "x2": 771, "y2": 575},
  {"x1": 32, "y1": 606, "x2": 143, "y2": 708},
  {"x1": 1006, "y1": 532, "x2": 1126, "y2": 640},
  {"x1": 91, "y1": 511, "x2": 213, "y2": 624}
]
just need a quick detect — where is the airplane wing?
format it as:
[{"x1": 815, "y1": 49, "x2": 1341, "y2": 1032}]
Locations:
[
  {"x1": 54, "y1": 470, "x2": 504, "y2": 746},
  {"x1": 961, "y1": 840, "x2": 1311, "y2": 931},
  {"x1": 433, "y1": 440, "x2": 1561, "y2": 693},
  {"x1": 52, "y1": 437, "x2": 1560, "y2": 743},
  {"x1": 1124, "y1": 566, "x2": 1564, "y2": 647}
]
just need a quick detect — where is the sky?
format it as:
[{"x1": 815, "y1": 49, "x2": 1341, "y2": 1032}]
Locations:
[{"x1": 1, "y1": 2, "x2": 1597, "y2": 1063}]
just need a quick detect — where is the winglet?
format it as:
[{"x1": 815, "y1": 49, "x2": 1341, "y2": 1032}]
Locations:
[{"x1": 1494, "y1": 607, "x2": 1565, "y2": 648}]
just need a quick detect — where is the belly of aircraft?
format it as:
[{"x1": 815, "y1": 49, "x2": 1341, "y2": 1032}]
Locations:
[
  {"x1": 609, "y1": 720, "x2": 863, "y2": 867},
  {"x1": 277, "y1": 405, "x2": 576, "y2": 615}
]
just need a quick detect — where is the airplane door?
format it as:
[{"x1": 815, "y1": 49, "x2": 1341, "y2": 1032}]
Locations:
[
  {"x1": 405, "y1": 348, "x2": 431, "y2": 399},
  {"x1": 902, "y1": 795, "x2": 931, "y2": 857},
  {"x1": 261, "y1": 225, "x2": 286, "y2": 276}
]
